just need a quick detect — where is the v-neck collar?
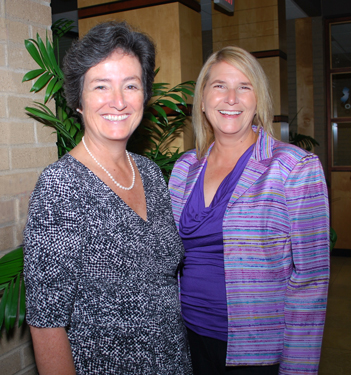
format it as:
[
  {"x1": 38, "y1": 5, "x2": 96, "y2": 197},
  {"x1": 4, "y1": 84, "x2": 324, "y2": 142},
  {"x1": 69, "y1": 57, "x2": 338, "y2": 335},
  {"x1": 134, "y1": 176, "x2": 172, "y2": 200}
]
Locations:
[{"x1": 66, "y1": 153, "x2": 149, "y2": 223}]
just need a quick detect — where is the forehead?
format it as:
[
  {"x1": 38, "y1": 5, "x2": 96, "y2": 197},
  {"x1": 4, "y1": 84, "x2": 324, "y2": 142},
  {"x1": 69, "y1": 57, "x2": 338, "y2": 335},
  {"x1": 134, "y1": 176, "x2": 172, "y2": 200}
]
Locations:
[
  {"x1": 86, "y1": 51, "x2": 142, "y2": 79},
  {"x1": 207, "y1": 61, "x2": 251, "y2": 83}
]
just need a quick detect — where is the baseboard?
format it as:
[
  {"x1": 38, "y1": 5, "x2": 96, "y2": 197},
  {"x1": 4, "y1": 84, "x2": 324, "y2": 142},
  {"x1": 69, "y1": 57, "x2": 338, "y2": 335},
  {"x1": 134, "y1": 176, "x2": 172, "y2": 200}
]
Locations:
[{"x1": 331, "y1": 248, "x2": 351, "y2": 257}]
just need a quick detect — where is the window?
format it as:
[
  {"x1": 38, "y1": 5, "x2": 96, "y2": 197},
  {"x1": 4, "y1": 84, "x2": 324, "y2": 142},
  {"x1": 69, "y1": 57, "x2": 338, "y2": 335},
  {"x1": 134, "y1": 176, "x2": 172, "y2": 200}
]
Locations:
[{"x1": 327, "y1": 18, "x2": 351, "y2": 170}]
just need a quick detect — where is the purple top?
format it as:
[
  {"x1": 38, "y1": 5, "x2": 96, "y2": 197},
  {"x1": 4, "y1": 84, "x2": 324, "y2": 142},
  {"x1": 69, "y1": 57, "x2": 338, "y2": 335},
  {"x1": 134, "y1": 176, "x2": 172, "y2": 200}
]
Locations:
[{"x1": 179, "y1": 145, "x2": 254, "y2": 341}]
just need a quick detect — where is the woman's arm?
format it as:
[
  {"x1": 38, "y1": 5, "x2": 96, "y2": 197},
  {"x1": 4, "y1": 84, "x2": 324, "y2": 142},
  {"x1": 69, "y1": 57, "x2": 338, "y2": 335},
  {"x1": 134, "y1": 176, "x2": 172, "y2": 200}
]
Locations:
[
  {"x1": 30, "y1": 326, "x2": 76, "y2": 375},
  {"x1": 280, "y1": 154, "x2": 330, "y2": 374},
  {"x1": 24, "y1": 166, "x2": 83, "y2": 371}
]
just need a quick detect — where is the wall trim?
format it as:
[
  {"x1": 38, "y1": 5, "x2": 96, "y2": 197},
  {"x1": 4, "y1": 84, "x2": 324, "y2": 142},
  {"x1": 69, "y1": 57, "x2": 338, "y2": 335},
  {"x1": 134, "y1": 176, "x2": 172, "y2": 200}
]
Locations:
[
  {"x1": 273, "y1": 115, "x2": 289, "y2": 123},
  {"x1": 331, "y1": 249, "x2": 351, "y2": 257},
  {"x1": 78, "y1": 0, "x2": 201, "y2": 19},
  {"x1": 251, "y1": 50, "x2": 287, "y2": 60}
]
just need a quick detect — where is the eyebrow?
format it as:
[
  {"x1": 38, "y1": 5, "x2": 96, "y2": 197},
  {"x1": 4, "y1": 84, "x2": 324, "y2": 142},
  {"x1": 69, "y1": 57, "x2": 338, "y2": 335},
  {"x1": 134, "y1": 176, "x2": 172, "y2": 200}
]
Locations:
[
  {"x1": 209, "y1": 79, "x2": 253, "y2": 86},
  {"x1": 90, "y1": 76, "x2": 142, "y2": 84}
]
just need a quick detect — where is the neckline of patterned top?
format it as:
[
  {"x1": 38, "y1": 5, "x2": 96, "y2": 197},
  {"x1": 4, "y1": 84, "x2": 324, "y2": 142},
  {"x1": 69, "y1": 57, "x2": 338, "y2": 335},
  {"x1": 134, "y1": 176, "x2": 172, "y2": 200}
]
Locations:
[{"x1": 82, "y1": 136, "x2": 135, "y2": 191}]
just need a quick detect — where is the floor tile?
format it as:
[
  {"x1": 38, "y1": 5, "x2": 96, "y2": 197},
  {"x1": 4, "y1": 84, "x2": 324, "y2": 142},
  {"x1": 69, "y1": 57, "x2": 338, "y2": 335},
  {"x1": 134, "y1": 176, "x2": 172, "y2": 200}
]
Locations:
[
  {"x1": 319, "y1": 255, "x2": 351, "y2": 373},
  {"x1": 319, "y1": 347, "x2": 351, "y2": 375}
]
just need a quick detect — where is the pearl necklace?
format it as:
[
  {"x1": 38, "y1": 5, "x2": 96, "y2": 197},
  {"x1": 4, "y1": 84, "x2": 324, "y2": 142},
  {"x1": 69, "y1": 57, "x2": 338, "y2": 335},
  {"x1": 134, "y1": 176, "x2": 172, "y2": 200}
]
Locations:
[{"x1": 82, "y1": 136, "x2": 135, "y2": 190}]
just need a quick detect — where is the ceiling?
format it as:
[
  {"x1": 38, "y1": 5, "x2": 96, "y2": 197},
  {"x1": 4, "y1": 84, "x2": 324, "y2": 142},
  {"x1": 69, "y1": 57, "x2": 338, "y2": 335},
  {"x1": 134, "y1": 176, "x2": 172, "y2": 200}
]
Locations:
[
  {"x1": 51, "y1": 0, "x2": 350, "y2": 36},
  {"x1": 200, "y1": 0, "x2": 307, "y2": 31}
]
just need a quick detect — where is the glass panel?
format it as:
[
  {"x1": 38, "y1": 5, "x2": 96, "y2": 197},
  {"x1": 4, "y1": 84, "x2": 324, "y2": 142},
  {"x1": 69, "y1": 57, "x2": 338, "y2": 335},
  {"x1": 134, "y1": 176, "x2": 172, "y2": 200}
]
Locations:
[
  {"x1": 332, "y1": 122, "x2": 351, "y2": 166},
  {"x1": 332, "y1": 73, "x2": 351, "y2": 118},
  {"x1": 331, "y1": 22, "x2": 351, "y2": 68}
]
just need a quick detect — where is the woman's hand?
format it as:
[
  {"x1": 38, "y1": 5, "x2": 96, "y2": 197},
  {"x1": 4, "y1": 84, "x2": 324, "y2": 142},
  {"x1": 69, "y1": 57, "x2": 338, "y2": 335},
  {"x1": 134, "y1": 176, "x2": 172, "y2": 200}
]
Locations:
[{"x1": 30, "y1": 326, "x2": 76, "y2": 375}]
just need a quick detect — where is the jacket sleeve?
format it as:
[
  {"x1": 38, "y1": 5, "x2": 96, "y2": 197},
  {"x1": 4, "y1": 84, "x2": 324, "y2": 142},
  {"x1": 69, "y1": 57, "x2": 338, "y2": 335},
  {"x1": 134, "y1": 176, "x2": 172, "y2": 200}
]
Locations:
[
  {"x1": 169, "y1": 155, "x2": 190, "y2": 229},
  {"x1": 280, "y1": 154, "x2": 330, "y2": 374}
]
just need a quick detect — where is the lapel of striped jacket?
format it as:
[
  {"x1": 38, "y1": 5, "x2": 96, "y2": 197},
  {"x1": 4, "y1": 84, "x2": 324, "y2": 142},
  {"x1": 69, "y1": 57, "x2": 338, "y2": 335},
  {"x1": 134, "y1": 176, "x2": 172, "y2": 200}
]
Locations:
[{"x1": 228, "y1": 127, "x2": 275, "y2": 206}]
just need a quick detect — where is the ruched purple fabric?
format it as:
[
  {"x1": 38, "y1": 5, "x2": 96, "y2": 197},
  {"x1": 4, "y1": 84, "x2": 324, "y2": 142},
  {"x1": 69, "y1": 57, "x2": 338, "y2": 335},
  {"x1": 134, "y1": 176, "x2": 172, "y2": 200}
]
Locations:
[{"x1": 179, "y1": 145, "x2": 254, "y2": 341}]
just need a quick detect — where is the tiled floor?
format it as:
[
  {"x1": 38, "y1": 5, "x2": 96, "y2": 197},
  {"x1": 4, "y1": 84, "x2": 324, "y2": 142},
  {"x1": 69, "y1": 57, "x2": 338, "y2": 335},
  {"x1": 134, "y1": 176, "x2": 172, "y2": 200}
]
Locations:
[{"x1": 319, "y1": 255, "x2": 351, "y2": 374}]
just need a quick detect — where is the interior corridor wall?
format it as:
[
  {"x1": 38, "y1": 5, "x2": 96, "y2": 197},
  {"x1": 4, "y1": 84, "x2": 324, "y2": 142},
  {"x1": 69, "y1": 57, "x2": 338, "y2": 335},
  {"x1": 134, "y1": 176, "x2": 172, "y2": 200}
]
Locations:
[{"x1": 0, "y1": 0, "x2": 56, "y2": 373}]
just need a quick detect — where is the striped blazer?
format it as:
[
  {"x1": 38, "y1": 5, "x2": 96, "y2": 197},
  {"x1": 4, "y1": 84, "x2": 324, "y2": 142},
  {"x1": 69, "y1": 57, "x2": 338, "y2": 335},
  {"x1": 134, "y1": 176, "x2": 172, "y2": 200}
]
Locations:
[{"x1": 169, "y1": 127, "x2": 330, "y2": 374}]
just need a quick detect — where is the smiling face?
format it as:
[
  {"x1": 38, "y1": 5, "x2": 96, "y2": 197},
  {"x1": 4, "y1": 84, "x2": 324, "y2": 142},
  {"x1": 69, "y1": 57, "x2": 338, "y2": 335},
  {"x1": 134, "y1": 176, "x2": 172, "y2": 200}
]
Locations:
[
  {"x1": 202, "y1": 61, "x2": 257, "y2": 142},
  {"x1": 79, "y1": 50, "x2": 144, "y2": 146}
]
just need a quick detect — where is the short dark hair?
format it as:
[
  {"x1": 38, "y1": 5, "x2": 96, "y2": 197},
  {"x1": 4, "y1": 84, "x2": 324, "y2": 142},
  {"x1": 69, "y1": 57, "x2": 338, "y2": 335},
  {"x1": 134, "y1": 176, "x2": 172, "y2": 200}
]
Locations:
[{"x1": 63, "y1": 21, "x2": 156, "y2": 110}]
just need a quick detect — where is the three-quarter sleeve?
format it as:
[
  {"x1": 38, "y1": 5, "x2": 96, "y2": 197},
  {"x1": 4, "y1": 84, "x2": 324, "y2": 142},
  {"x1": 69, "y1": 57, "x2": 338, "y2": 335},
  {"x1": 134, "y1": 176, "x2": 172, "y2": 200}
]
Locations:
[
  {"x1": 24, "y1": 168, "x2": 83, "y2": 328},
  {"x1": 280, "y1": 154, "x2": 330, "y2": 374}
]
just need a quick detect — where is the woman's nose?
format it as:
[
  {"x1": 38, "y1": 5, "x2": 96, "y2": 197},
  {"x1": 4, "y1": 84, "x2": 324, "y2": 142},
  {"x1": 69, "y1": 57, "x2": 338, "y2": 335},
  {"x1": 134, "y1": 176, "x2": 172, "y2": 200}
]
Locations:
[
  {"x1": 225, "y1": 89, "x2": 238, "y2": 105},
  {"x1": 110, "y1": 89, "x2": 127, "y2": 111}
]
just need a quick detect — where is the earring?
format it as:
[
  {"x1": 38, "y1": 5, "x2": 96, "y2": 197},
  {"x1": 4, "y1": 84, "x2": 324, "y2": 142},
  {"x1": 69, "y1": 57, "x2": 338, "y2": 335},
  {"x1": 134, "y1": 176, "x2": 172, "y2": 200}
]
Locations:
[
  {"x1": 76, "y1": 108, "x2": 81, "y2": 113},
  {"x1": 202, "y1": 107, "x2": 205, "y2": 111}
]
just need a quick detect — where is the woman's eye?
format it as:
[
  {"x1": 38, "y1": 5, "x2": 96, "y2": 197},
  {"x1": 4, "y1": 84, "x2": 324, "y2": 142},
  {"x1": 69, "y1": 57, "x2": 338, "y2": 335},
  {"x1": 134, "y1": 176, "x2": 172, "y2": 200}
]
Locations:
[
  {"x1": 95, "y1": 85, "x2": 106, "y2": 90},
  {"x1": 126, "y1": 84, "x2": 138, "y2": 90},
  {"x1": 214, "y1": 84, "x2": 225, "y2": 89}
]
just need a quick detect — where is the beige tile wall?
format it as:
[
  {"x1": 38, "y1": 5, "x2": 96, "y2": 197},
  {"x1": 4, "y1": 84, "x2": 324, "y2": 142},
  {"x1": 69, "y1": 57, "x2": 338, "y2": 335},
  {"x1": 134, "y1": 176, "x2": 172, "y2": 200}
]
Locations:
[
  {"x1": 0, "y1": 0, "x2": 56, "y2": 373},
  {"x1": 212, "y1": 0, "x2": 281, "y2": 52}
]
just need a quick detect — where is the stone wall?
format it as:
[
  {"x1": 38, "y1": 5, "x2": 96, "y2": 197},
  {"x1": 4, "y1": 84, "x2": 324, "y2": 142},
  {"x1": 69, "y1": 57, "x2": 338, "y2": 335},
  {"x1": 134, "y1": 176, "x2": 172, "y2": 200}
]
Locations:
[{"x1": 0, "y1": 0, "x2": 56, "y2": 373}]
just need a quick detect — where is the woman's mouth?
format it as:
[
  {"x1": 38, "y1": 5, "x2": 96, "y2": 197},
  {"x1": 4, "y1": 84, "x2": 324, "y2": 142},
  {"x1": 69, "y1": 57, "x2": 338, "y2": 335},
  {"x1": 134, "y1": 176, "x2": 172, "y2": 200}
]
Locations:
[
  {"x1": 218, "y1": 110, "x2": 242, "y2": 115},
  {"x1": 102, "y1": 114, "x2": 129, "y2": 121}
]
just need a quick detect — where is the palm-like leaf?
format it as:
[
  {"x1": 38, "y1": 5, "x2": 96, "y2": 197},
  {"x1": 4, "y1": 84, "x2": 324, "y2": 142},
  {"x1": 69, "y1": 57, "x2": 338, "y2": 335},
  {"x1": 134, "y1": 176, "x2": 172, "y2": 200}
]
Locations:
[
  {"x1": 21, "y1": 20, "x2": 82, "y2": 158},
  {"x1": 0, "y1": 247, "x2": 25, "y2": 332},
  {"x1": 144, "y1": 147, "x2": 185, "y2": 183},
  {"x1": 289, "y1": 131, "x2": 320, "y2": 151},
  {"x1": 330, "y1": 227, "x2": 337, "y2": 252},
  {"x1": 128, "y1": 79, "x2": 195, "y2": 176},
  {"x1": 52, "y1": 19, "x2": 74, "y2": 41},
  {"x1": 22, "y1": 36, "x2": 64, "y2": 105},
  {"x1": 25, "y1": 103, "x2": 80, "y2": 148}
]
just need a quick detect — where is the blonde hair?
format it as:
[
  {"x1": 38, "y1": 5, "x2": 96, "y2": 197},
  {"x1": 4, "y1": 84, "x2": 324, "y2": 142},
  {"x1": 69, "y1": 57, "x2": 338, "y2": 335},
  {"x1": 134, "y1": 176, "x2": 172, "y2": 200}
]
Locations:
[{"x1": 193, "y1": 46, "x2": 274, "y2": 159}]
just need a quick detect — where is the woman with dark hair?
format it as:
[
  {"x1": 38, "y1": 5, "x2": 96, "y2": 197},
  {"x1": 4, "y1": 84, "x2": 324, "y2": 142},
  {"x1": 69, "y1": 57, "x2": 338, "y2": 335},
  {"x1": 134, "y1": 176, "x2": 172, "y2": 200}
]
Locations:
[
  {"x1": 169, "y1": 46, "x2": 330, "y2": 374},
  {"x1": 24, "y1": 21, "x2": 192, "y2": 375}
]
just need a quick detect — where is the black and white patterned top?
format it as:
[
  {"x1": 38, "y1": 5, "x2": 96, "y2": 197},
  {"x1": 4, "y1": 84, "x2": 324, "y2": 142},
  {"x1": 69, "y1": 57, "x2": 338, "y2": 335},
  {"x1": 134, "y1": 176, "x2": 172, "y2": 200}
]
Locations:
[{"x1": 24, "y1": 153, "x2": 192, "y2": 375}]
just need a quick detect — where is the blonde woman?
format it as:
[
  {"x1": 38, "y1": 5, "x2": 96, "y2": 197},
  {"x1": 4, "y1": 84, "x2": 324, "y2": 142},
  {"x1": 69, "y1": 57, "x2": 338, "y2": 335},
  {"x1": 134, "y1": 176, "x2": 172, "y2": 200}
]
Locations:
[{"x1": 169, "y1": 46, "x2": 329, "y2": 375}]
